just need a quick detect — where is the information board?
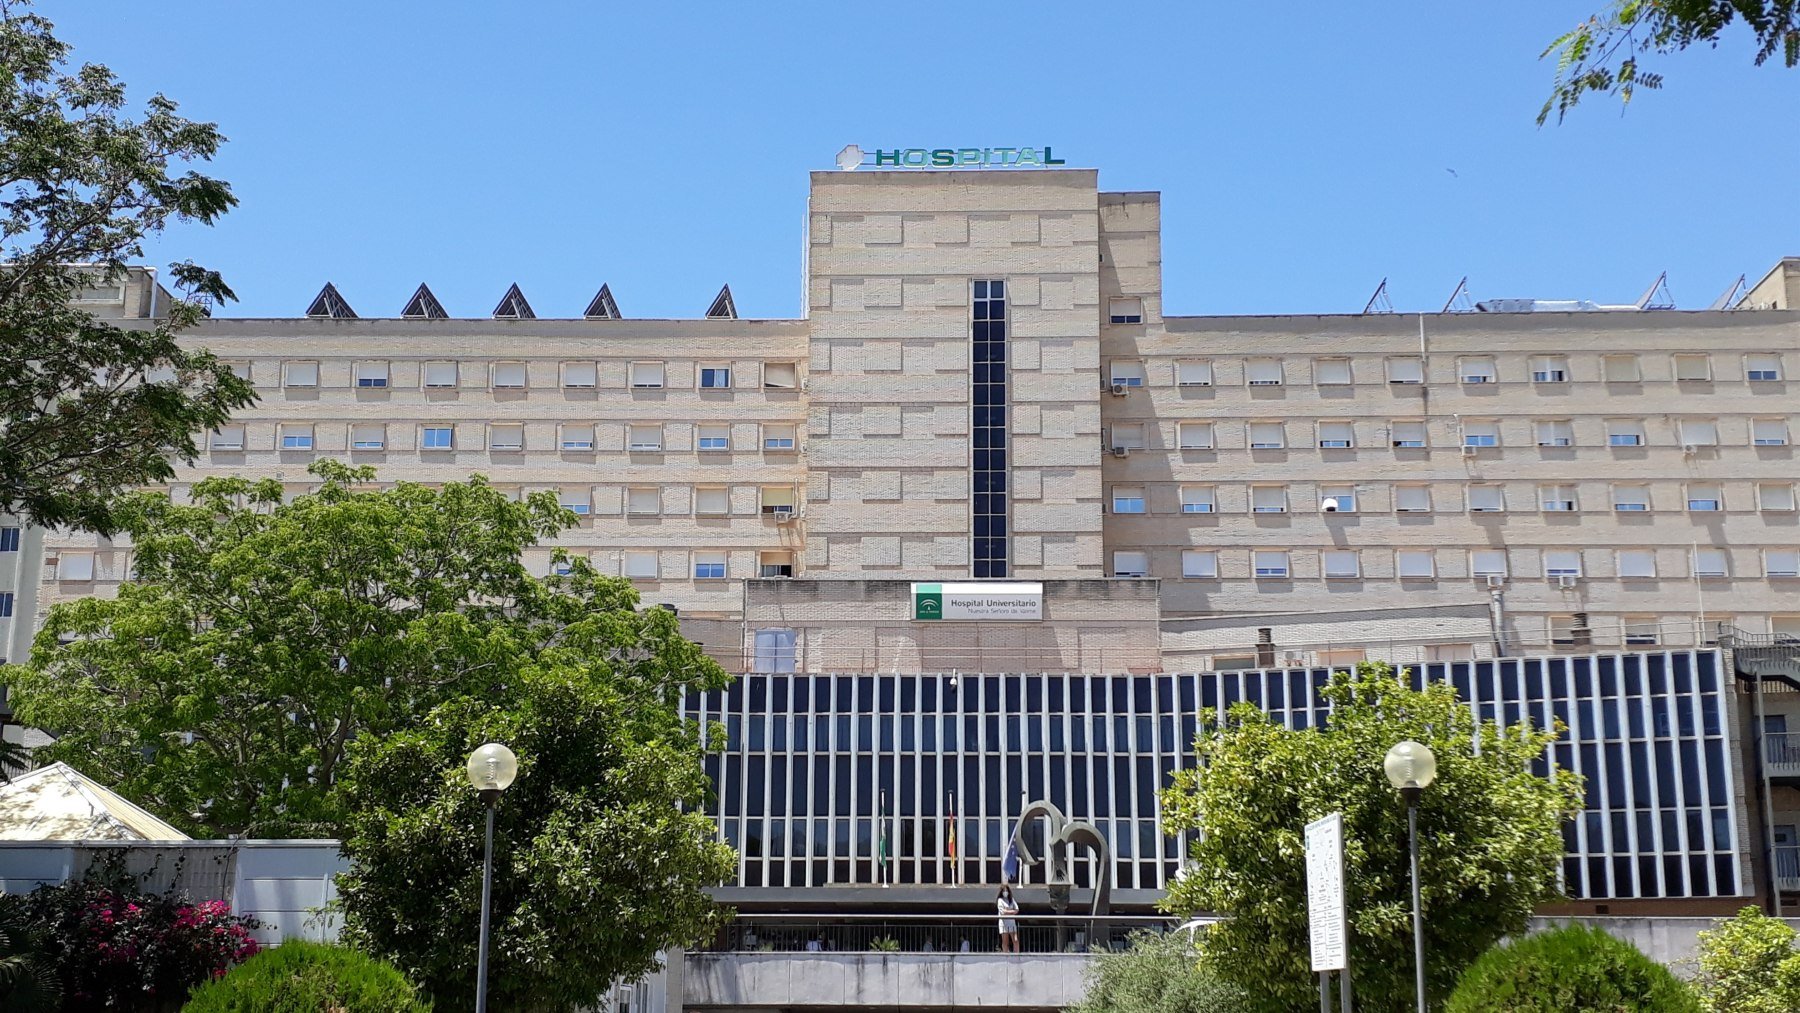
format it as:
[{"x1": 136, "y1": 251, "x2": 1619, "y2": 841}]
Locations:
[{"x1": 1305, "y1": 811, "x2": 1347, "y2": 972}]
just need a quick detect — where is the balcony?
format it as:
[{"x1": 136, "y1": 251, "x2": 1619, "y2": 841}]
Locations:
[
  {"x1": 1779, "y1": 846, "x2": 1800, "y2": 895},
  {"x1": 1769, "y1": 734, "x2": 1800, "y2": 786}
]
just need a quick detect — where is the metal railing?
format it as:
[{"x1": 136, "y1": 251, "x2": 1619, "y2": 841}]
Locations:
[
  {"x1": 1777, "y1": 846, "x2": 1800, "y2": 891},
  {"x1": 696, "y1": 912, "x2": 1179, "y2": 955},
  {"x1": 1768, "y1": 734, "x2": 1800, "y2": 769}
]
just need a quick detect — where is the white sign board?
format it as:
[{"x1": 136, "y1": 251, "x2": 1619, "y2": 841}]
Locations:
[
  {"x1": 1305, "y1": 811, "x2": 1347, "y2": 972},
  {"x1": 911, "y1": 582, "x2": 1043, "y2": 621}
]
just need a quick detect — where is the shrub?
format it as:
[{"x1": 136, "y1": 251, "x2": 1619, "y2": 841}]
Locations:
[
  {"x1": 181, "y1": 940, "x2": 430, "y2": 1013},
  {"x1": 1445, "y1": 924, "x2": 1697, "y2": 1012},
  {"x1": 1692, "y1": 906, "x2": 1800, "y2": 1012},
  {"x1": 1070, "y1": 929, "x2": 1248, "y2": 1013}
]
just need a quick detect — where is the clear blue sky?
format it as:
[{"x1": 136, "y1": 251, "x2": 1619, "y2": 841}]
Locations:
[{"x1": 47, "y1": 1, "x2": 1800, "y2": 318}]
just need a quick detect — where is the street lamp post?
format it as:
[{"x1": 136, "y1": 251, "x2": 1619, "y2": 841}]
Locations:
[
  {"x1": 466, "y1": 742, "x2": 519, "y2": 1013},
  {"x1": 1384, "y1": 740, "x2": 1437, "y2": 1013}
]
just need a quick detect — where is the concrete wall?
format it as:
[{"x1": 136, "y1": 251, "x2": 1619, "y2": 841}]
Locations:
[{"x1": 683, "y1": 951, "x2": 1091, "y2": 1011}]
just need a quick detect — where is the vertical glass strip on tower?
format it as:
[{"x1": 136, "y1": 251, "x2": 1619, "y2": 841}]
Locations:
[{"x1": 971, "y1": 279, "x2": 1009, "y2": 578}]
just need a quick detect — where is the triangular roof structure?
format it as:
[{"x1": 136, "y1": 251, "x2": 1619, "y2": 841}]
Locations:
[
  {"x1": 492, "y1": 283, "x2": 535, "y2": 320},
  {"x1": 705, "y1": 284, "x2": 737, "y2": 320},
  {"x1": 0, "y1": 762, "x2": 189, "y2": 841},
  {"x1": 583, "y1": 284, "x2": 621, "y2": 320},
  {"x1": 304, "y1": 282, "x2": 357, "y2": 319},
  {"x1": 401, "y1": 283, "x2": 449, "y2": 319}
]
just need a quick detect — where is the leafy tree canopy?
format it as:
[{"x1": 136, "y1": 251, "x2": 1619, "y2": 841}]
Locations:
[
  {"x1": 1444, "y1": 924, "x2": 1696, "y2": 1012},
  {"x1": 0, "y1": 1, "x2": 252, "y2": 532},
  {"x1": 1160, "y1": 662, "x2": 1584, "y2": 1013},
  {"x1": 1692, "y1": 906, "x2": 1800, "y2": 1012},
  {"x1": 1543, "y1": 2, "x2": 1800, "y2": 123},
  {"x1": 181, "y1": 940, "x2": 431, "y2": 1013},
  {"x1": 1067, "y1": 928, "x2": 1248, "y2": 1013}
]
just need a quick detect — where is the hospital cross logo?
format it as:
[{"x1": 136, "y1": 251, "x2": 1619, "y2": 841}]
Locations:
[{"x1": 913, "y1": 584, "x2": 944, "y2": 621}]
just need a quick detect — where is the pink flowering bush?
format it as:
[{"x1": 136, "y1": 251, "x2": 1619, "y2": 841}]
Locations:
[{"x1": 0, "y1": 879, "x2": 260, "y2": 1012}]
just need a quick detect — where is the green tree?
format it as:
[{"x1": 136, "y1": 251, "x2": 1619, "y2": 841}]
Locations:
[
  {"x1": 181, "y1": 940, "x2": 431, "y2": 1013},
  {"x1": 1161, "y1": 662, "x2": 1584, "y2": 1013},
  {"x1": 1692, "y1": 906, "x2": 1800, "y2": 1012},
  {"x1": 1542, "y1": 2, "x2": 1800, "y2": 123},
  {"x1": 0, "y1": 1, "x2": 251, "y2": 533},
  {"x1": 1067, "y1": 929, "x2": 1248, "y2": 1013},
  {"x1": 0, "y1": 461, "x2": 690, "y2": 837},
  {"x1": 1444, "y1": 924, "x2": 1697, "y2": 1012},
  {"x1": 335, "y1": 663, "x2": 735, "y2": 1013}
]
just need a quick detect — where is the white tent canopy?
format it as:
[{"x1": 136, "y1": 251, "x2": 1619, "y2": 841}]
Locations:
[{"x1": 0, "y1": 762, "x2": 188, "y2": 841}]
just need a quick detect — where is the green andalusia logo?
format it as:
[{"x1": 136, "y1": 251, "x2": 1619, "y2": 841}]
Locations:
[{"x1": 913, "y1": 583, "x2": 944, "y2": 621}]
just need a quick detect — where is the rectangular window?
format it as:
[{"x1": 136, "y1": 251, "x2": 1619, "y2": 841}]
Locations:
[
  {"x1": 1747, "y1": 354, "x2": 1783, "y2": 381},
  {"x1": 1314, "y1": 358, "x2": 1352, "y2": 385},
  {"x1": 1602, "y1": 354, "x2": 1641, "y2": 382},
  {"x1": 1529, "y1": 355, "x2": 1568, "y2": 382},
  {"x1": 1108, "y1": 360, "x2": 1146, "y2": 387},
  {"x1": 762, "y1": 424, "x2": 797, "y2": 451},
  {"x1": 1754, "y1": 418, "x2": 1790, "y2": 446},
  {"x1": 1535, "y1": 419, "x2": 1574, "y2": 447},
  {"x1": 1395, "y1": 484, "x2": 1432, "y2": 513},
  {"x1": 422, "y1": 426, "x2": 455, "y2": 450},
  {"x1": 1470, "y1": 550, "x2": 1508, "y2": 578},
  {"x1": 1110, "y1": 423, "x2": 1146, "y2": 451},
  {"x1": 1112, "y1": 551, "x2": 1149, "y2": 578},
  {"x1": 282, "y1": 361, "x2": 319, "y2": 387},
  {"x1": 1459, "y1": 357, "x2": 1496, "y2": 384},
  {"x1": 1766, "y1": 550, "x2": 1800, "y2": 578},
  {"x1": 700, "y1": 365, "x2": 732, "y2": 389},
  {"x1": 764, "y1": 362, "x2": 799, "y2": 389},
  {"x1": 1760, "y1": 484, "x2": 1797, "y2": 512},
  {"x1": 58, "y1": 552, "x2": 94, "y2": 581},
  {"x1": 1177, "y1": 422, "x2": 1214, "y2": 450},
  {"x1": 1322, "y1": 550, "x2": 1361, "y2": 578},
  {"x1": 350, "y1": 424, "x2": 385, "y2": 450},
  {"x1": 1607, "y1": 419, "x2": 1646, "y2": 447},
  {"x1": 1540, "y1": 484, "x2": 1577, "y2": 512},
  {"x1": 1674, "y1": 353, "x2": 1712, "y2": 381},
  {"x1": 628, "y1": 361, "x2": 665, "y2": 388},
  {"x1": 0, "y1": 592, "x2": 12, "y2": 618},
  {"x1": 353, "y1": 361, "x2": 389, "y2": 388},
  {"x1": 758, "y1": 551, "x2": 795, "y2": 578},
  {"x1": 696, "y1": 486, "x2": 731, "y2": 515},
  {"x1": 1624, "y1": 616, "x2": 1659, "y2": 644},
  {"x1": 1175, "y1": 360, "x2": 1213, "y2": 386},
  {"x1": 627, "y1": 486, "x2": 661, "y2": 515},
  {"x1": 560, "y1": 488, "x2": 591, "y2": 516},
  {"x1": 1179, "y1": 486, "x2": 1215, "y2": 514},
  {"x1": 971, "y1": 278, "x2": 1009, "y2": 579},
  {"x1": 1544, "y1": 551, "x2": 1583, "y2": 578},
  {"x1": 1111, "y1": 486, "x2": 1145, "y2": 514},
  {"x1": 491, "y1": 362, "x2": 527, "y2": 388},
  {"x1": 560, "y1": 424, "x2": 595, "y2": 451},
  {"x1": 1462, "y1": 421, "x2": 1500, "y2": 447},
  {"x1": 1245, "y1": 357, "x2": 1283, "y2": 386},
  {"x1": 1694, "y1": 548, "x2": 1729, "y2": 578},
  {"x1": 1181, "y1": 550, "x2": 1218, "y2": 578},
  {"x1": 694, "y1": 552, "x2": 728, "y2": 579},
  {"x1": 0, "y1": 528, "x2": 18, "y2": 552},
  {"x1": 1320, "y1": 485, "x2": 1358, "y2": 513},
  {"x1": 210, "y1": 425, "x2": 245, "y2": 450},
  {"x1": 1250, "y1": 485, "x2": 1287, "y2": 514},
  {"x1": 1386, "y1": 357, "x2": 1424, "y2": 384},
  {"x1": 423, "y1": 361, "x2": 458, "y2": 388},
  {"x1": 698, "y1": 424, "x2": 730, "y2": 452},
  {"x1": 224, "y1": 360, "x2": 251, "y2": 381},
  {"x1": 489, "y1": 424, "x2": 524, "y2": 451},
  {"x1": 623, "y1": 551, "x2": 658, "y2": 579},
  {"x1": 1253, "y1": 550, "x2": 1290, "y2": 578},
  {"x1": 1397, "y1": 550, "x2": 1436, "y2": 578},
  {"x1": 1108, "y1": 297, "x2": 1144, "y2": 324},
  {"x1": 280, "y1": 425, "x2": 314, "y2": 450},
  {"x1": 760, "y1": 486, "x2": 797, "y2": 516},
  {"x1": 1612, "y1": 485, "x2": 1651, "y2": 512},
  {"x1": 1317, "y1": 421, "x2": 1355, "y2": 448},
  {"x1": 1390, "y1": 421, "x2": 1427, "y2": 448},
  {"x1": 562, "y1": 361, "x2": 597, "y2": 388},
  {"x1": 1618, "y1": 550, "x2": 1657, "y2": 578},
  {"x1": 1687, "y1": 485, "x2": 1723, "y2": 512},
  {"x1": 1468, "y1": 484, "x2": 1505, "y2": 512},
  {"x1": 627, "y1": 425, "x2": 664, "y2": 452},
  {"x1": 1679, "y1": 419, "x2": 1718, "y2": 446},
  {"x1": 1248, "y1": 422, "x2": 1285, "y2": 449}
]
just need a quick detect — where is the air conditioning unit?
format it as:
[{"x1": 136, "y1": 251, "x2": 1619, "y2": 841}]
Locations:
[
  {"x1": 1485, "y1": 574, "x2": 1506, "y2": 588},
  {"x1": 1110, "y1": 446, "x2": 1131, "y2": 458},
  {"x1": 1681, "y1": 444, "x2": 1700, "y2": 455},
  {"x1": 1462, "y1": 445, "x2": 1480, "y2": 457},
  {"x1": 1554, "y1": 574, "x2": 1578, "y2": 589},
  {"x1": 1108, "y1": 383, "x2": 1129, "y2": 396},
  {"x1": 770, "y1": 505, "x2": 796, "y2": 521}
]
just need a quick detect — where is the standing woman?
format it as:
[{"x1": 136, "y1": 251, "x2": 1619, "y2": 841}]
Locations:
[{"x1": 996, "y1": 883, "x2": 1021, "y2": 953}]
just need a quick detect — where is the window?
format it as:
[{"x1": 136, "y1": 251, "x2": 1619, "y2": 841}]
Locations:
[
  {"x1": 1111, "y1": 486, "x2": 1145, "y2": 514},
  {"x1": 698, "y1": 424, "x2": 731, "y2": 452},
  {"x1": 696, "y1": 486, "x2": 731, "y2": 516},
  {"x1": 628, "y1": 361, "x2": 665, "y2": 388},
  {"x1": 760, "y1": 486, "x2": 797, "y2": 516},
  {"x1": 1468, "y1": 484, "x2": 1505, "y2": 512},
  {"x1": 0, "y1": 592, "x2": 12, "y2": 618},
  {"x1": 422, "y1": 426, "x2": 455, "y2": 450},
  {"x1": 1252, "y1": 550, "x2": 1290, "y2": 578},
  {"x1": 1540, "y1": 484, "x2": 1577, "y2": 512},
  {"x1": 562, "y1": 361, "x2": 596, "y2": 388},
  {"x1": 1248, "y1": 422, "x2": 1285, "y2": 449},
  {"x1": 560, "y1": 424, "x2": 595, "y2": 451},
  {"x1": 1748, "y1": 354, "x2": 1783, "y2": 381},
  {"x1": 560, "y1": 488, "x2": 591, "y2": 516},
  {"x1": 1386, "y1": 357, "x2": 1424, "y2": 384},
  {"x1": 58, "y1": 551, "x2": 94, "y2": 581},
  {"x1": 1395, "y1": 484, "x2": 1432, "y2": 513},
  {"x1": 1108, "y1": 297, "x2": 1143, "y2": 324},
  {"x1": 627, "y1": 486, "x2": 661, "y2": 516},
  {"x1": 280, "y1": 425, "x2": 314, "y2": 451},
  {"x1": 1767, "y1": 550, "x2": 1800, "y2": 578},
  {"x1": 423, "y1": 361, "x2": 458, "y2": 388},
  {"x1": 353, "y1": 361, "x2": 389, "y2": 388},
  {"x1": 1322, "y1": 550, "x2": 1361, "y2": 578},
  {"x1": 759, "y1": 550, "x2": 795, "y2": 578},
  {"x1": 350, "y1": 424, "x2": 385, "y2": 450},
  {"x1": 1246, "y1": 358, "x2": 1284, "y2": 386},
  {"x1": 223, "y1": 360, "x2": 251, "y2": 380},
  {"x1": 1544, "y1": 550, "x2": 1582, "y2": 578},
  {"x1": 1754, "y1": 418, "x2": 1790, "y2": 446},
  {"x1": 1528, "y1": 355, "x2": 1568, "y2": 382},
  {"x1": 0, "y1": 528, "x2": 17, "y2": 552},
  {"x1": 1459, "y1": 357, "x2": 1496, "y2": 384},
  {"x1": 1177, "y1": 422, "x2": 1214, "y2": 450},
  {"x1": 1110, "y1": 423, "x2": 1146, "y2": 450},
  {"x1": 752, "y1": 627, "x2": 797, "y2": 672},
  {"x1": 1760, "y1": 484, "x2": 1797, "y2": 512},
  {"x1": 623, "y1": 551, "x2": 658, "y2": 579},
  {"x1": 1687, "y1": 484, "x2": 1723, "y2": 512},
  {"x1": 693, "y1": 552, "x2": 728, "y2": 579},
  {"x1": 762, "y1": 424, "x2": 796, "y2": 451},
  {"x1": 1535, "y1": 419, "x2": 1574, "y2": 447},
  {"x1": 210, "y1": 425, "x2": 245, "y2": 450},
  {"x1": 1397, "y1": 550, "x2": 1436, "y2": 578},
  {"x1": 1181, "y1": 550, "x2": 1218, "y2": 578},
  {"x1": 1602, "y1": 354, "x2": 1641, "y2": 382},
  {"x1": 1317, "y1": 421, "x2": 1355, "y2": 448},
  {"x1": 491, "y1": 362, "x2": 527, "y2": 388},
  {"x1": 1462, "y1": 421, "x2": 1499, "y2": 447},
  {"x1": 1549, "y1": 615, "x2": 1580, "y2": 646},
  {"x1": 1679, "y1": 419, "x2": 1718, "y2": 446},
  {"x1": 1693, "y1": 548, "x2": 1729, "y2": 578},
  {"x1": 489, "y1": 424, "x2": 524, "y2": 451},
  {"x1": 1314, "y1": 358, "x2": 1352, "y2": 385},
  {"x1": 1624, "y1": 616, "x2": 1659, "y2": 644},
  {"x1": 1179, "y1": 486, "x2": 1215, "y2": 514},
  {"x1": 1606, "y1": 419, "x2": 1646, "y2": 447},
  {"x1": 1612, "y1": 485, "x2": 1651, "y2": 512},
  {"x1": 1390, "y1": 421, "x2": 1427, "y2": 448},
  {"x1": 1176, "y1": 360, "x2": 1213, "y2": 386},
  {"x1": 1320, "y1": 485, "x2": 1358, "y2": 513},
  {"x1": 699, "y1": 365, "x2": 732, "y2": 389},
  {"x1": 1470, "y1": 550, "x2": 1508, "y2": 578},
  {"x1": 627, "y1": 425, "x2": 664, "y2": 452},
  {"x1": 1250, "y1": 485, "x2": 1287, "y2": 514},
  {"x1": 1109, "y1": 360, "x2": 1146, "y2": 387},
  {"x1": 283, "y1": 361, "x2": 319, "y2": 387},
  {"x1": 1113, "y1": 551, "x2": 1149, "y2": 578},
  {"x1": 1674, "y1": 353, "x2": 1712, "y2": 381},
  {"x1": 764, "y1": 362, "x2": 799, "y2": 389}
]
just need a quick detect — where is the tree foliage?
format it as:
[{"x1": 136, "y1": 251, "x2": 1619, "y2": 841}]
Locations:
[
  {"x1": 0, "y1": 1, "x2": 252, "y2": 532},
  {"x1": 1067, "y1": 929, "x2": 1248, "y2": 1013},
  {"x1": 181, "y1": 940, "x2": 431, "y2": 1013},
  {"x1": 1160, "y1": 662, "x2": 1584, "y2": 1013},
  {"x1": 1444, "y1": 924, "x2": 1696, "y2": 1012},
  {"x1": 1542, "y1": 2, "x2": 1800, "y2": 123},
  {"x1": 1692, "y1": 906, "x2": 1800, "y2": 1012}
]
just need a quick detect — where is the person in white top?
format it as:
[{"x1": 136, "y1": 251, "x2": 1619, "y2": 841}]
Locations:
[{"x1": 996, "y1": 883, "x2": 1020, "y2": 953}]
